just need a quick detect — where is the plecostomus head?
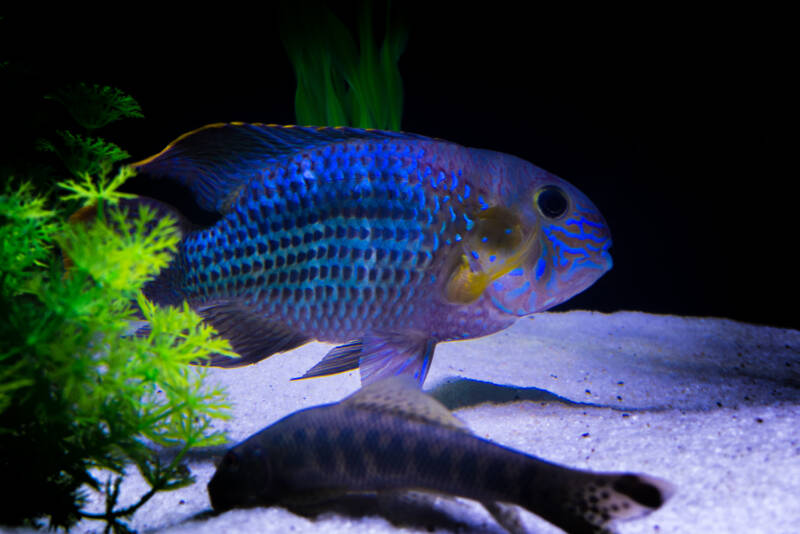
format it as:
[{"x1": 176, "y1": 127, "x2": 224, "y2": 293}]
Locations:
[
  {"x1": 208, "y1": 445, "x2": 277, "y2": 512},
  {"x1": 445, "y1": 148, "x2": 612, "y2": 317}
]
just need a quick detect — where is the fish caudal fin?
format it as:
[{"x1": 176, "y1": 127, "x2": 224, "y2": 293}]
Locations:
[
  {"x1": 532, "y1": 472, "x2": 674, "y2": 534},
  {"x1": 295, "y1": 331, "x2": 437, "y2": 386}
]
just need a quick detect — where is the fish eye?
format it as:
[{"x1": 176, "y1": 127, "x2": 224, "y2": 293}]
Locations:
[{"x1": 535, "y1": 186, "x2": 569, "y2": 219}]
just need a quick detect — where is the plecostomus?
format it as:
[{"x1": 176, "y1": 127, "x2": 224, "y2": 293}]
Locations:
[{"x1": 208, "y1": 378, "x2": 671, "y2": 534}]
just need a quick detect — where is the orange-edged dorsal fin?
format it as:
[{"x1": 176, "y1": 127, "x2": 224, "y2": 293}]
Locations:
[{"x1": 131, "y1": 123, "x2": 433, "y2": 214}]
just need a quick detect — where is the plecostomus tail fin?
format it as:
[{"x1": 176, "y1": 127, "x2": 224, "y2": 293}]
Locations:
[{"x1": 521, "y1": 469, "x2": 674, "y2": 534}]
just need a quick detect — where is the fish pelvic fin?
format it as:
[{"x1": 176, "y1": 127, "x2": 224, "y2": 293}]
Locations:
[
  {"x1": 358, "y1": 332, "x2": 437, "y2": 387},
  {"x1": 195, "y1": 300, "x2": 310, "y2": 367},
  {"x1": 531, "y1": 472, "x2": 674, "y2": 534},
  {"x1": 295, "y1": 331, "x2": 437, "y2": 387}
]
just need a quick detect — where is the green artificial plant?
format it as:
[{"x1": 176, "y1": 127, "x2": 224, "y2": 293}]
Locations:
[
  {"x1": 0, "y1": 82, "x2": 235, "y2": 533},
  {"x1": 280, "y1": 0, "x2": 407, "y2": 129}
]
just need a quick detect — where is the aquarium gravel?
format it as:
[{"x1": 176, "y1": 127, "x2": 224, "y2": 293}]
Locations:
[{"x1": 6, "y1": 310, "x2": 798, "y2": 534}]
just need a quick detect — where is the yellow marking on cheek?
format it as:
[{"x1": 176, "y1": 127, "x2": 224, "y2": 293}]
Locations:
[
  {"x1": 445, "y1": 255, "x2": 491, "y2": 304},
  {"x1": 444, "y1": 232, "x2": 537, "y2": 304}
]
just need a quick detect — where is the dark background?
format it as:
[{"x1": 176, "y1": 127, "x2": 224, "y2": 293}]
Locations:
[{"x1": 2, "y1": 5, "x2": 794, "y2": 329}]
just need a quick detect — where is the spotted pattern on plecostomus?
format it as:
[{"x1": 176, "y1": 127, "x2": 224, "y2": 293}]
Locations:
[{"x1": 131, "y1": 123, "x2": 612, "y2": 385}]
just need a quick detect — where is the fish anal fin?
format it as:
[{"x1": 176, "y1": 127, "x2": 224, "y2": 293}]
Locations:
[
  {"x1": 196, "y1": 300, "x2": 309, "y2": 367},
  {"x1": 342, "y1": 376, "x2": 469, "y2": 433},
  {"x1": 292, "y1": 341, "x2": 363, "y2": 380}
]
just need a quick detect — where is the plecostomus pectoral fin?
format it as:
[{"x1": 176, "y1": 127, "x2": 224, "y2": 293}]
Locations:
[
  {"x1": 295, "y1": 332, "x2": 438, "y2": 387},
  {"x1": 445, "y1": 206, "x2": 537, "y2": 304}
]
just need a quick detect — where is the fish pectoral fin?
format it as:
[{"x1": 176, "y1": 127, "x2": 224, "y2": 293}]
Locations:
[
  {"x1": 357, "y1": 331, "x2": 437, "y2": 387},
  {"x1": 195, "y1": 300, "x2": 310, "y2": 367},
  {"x1": 293, "y1": 340, "x2": 363, "y2": 380},
  {"x1": 343, "y1": 375, "x2": 469, "y2": 432}
]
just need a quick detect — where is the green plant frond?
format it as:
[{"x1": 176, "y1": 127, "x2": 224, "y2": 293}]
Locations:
[
  {"x1": 0, "y1": 181, "x2": 60, "y2": 296},
  {"x1": 0, "y1": 180, "x2": 57, "y2": 222},
  {"x1": 58, "y1": 203, "x2": 181, "y2": 293},
  {"x1": 46, "y1": 83, "x2": 144, "y2": 130},
  {"x1": 38, "y1": 131, "x2": 130, "y2": 178},
  {"x1": 57, "y1": 165, "x2": 137, "y2": 209},
  {"x1": 123, "y1": 296, "x2": 234, "y2": 447}
]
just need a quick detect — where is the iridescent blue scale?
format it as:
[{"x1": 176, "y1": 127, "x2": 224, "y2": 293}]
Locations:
[{"x1": 177, "y1": 137, "x2": 466, "y2": 341}]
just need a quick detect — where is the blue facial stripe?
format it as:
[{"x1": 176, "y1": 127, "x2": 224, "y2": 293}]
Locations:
[
  {"x1": 506, "y1": 280, "x2": 531, "y2": 298},
  {"x1": 566, "y1": 216, "x2": 605, "y2": 231},
  {"x1": 490, "y1": 295, "x2": 514, "y2": 315},
  {"x1": 535, "y1": 257, "x2": 547, "y2": 280},
  {"x1": 552, "y1": 223, "x2": 609, "y2": 244},
  {"x1": 509, "y1": 267, "x2": 524, "y2": 276}
]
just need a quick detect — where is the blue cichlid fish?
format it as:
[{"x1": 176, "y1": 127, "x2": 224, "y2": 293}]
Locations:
[
  {"x1": 132, "y1": 123, "x2": 612, "y2": 385},
  {"x1": 208, "y1": 378, "x2": 672, "y2": 534}
]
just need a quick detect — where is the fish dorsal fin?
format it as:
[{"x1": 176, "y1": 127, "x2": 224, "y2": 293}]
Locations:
[
  {"x1": 131, "y1": 123, "x2": 433, "y2": 214},
  {"x1": 342, "y1": 377, "x2": 470, "y2": 433}
]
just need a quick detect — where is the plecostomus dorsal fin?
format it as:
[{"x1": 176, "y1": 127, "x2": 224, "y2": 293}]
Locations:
[{"x1": 341, "y1": 376, "x2": 469, "y2": 433}]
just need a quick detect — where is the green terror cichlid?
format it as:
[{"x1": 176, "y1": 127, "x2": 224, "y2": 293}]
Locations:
[
  {"x1": 132, "y1": 123, "x2": 613, "y2": 385},
  {"x1": 208, "y1": 378, "x2": 672, "y2": 534}
]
